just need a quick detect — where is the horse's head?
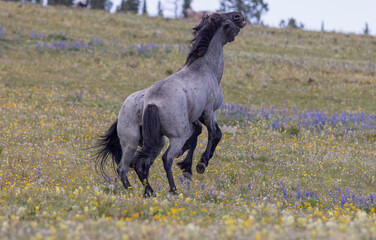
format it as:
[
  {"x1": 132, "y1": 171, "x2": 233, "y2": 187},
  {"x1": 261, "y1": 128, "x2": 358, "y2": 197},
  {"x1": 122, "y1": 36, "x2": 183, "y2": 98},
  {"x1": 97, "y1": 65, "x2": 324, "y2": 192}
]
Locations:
[
  {"x1": 223, "y1": 12, "x2": 247, "y2": 29},
  {"x1": 222, "y1": 12, "x2": 246, "y2": 43},
  {"x1": 186, "y1": 12, "x2": 245, "y2": 66}
]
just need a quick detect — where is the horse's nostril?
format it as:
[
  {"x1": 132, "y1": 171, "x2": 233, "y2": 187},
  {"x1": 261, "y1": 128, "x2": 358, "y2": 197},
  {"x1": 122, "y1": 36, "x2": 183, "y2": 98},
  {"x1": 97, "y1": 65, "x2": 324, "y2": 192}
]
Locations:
[{"x1": 234, "y1": 14, "x2": 240, "y2": 20}]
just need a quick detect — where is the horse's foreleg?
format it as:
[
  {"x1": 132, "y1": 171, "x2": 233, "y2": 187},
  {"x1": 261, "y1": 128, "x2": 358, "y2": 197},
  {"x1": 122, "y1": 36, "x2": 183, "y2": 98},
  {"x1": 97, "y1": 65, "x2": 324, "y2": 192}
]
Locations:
[
  {"x1": 197, "y1": 114, "x2": 222, "y2": 174},
  {"x1": 177, "y1": 121, "x2": 202, "y2": 180}
]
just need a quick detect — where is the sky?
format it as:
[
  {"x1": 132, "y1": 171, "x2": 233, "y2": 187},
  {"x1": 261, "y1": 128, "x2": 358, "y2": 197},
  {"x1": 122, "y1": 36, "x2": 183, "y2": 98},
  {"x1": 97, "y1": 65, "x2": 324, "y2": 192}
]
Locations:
[{"x1": 139, "y1": 0, "x2": 376, "y2": 35}]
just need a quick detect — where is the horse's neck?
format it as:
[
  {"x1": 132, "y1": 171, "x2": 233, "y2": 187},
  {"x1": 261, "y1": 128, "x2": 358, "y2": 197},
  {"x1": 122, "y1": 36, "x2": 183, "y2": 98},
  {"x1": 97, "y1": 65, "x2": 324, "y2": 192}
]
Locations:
[{"x1": 194, "y1": 31, "x2": 225, "y2": 84}]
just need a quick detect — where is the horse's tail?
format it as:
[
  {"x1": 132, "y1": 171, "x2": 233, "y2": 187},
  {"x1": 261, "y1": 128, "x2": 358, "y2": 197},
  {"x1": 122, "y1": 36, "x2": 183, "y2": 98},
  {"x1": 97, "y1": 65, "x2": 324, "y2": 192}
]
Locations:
[
  {"x1": 95, "y1": 120, "x2": 122, "y2": 178},
  {"x1": 134, "y1": 104, "x2": 162, "y2": 171}
]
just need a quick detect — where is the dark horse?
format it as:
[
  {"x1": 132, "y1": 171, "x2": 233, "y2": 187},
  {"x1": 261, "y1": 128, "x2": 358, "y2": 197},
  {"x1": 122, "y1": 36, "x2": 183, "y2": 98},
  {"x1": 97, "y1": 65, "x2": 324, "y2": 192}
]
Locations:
[{"x1": 96, "y1": 12, "x2": 245, "y2": 196}]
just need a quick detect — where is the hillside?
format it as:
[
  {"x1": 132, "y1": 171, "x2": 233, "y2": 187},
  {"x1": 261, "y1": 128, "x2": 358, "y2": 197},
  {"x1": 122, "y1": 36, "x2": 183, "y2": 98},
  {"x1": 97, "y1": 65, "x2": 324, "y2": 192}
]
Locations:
[{"x1": 1, "y1": 2, "x2": 375, "y2": 112}]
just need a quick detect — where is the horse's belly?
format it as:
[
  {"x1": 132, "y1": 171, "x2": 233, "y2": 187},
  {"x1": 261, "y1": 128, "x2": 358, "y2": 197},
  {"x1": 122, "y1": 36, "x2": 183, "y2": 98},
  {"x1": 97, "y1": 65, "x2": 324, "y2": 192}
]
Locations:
[{"x1": 187, "y1": 89, "x2": 209, "y2": 122}]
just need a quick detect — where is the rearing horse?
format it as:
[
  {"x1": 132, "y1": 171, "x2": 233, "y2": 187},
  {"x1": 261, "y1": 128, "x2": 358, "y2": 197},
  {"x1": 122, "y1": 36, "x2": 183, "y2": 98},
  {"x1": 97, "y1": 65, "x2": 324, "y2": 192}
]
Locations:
[
  {"x1": 135, "y1": 13, "x2": 246, "y2": 196},
  {"x1": 96, "y1": 12, "x2": 245, "y2": 195}
]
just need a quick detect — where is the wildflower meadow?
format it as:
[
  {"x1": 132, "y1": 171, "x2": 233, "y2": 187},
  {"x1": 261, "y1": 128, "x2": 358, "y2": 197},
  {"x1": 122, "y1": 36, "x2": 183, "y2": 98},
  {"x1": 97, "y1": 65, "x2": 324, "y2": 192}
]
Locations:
[{"x1": 1, "y1": 2, "x2": 376, "y2": 239}]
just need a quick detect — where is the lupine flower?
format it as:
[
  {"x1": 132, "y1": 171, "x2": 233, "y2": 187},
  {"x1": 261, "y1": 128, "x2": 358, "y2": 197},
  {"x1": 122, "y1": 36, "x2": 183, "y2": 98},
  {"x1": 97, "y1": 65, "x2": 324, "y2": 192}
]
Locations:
[
  {"x1": 341, "y1": 193, "x2": 346, "y2": 207},
  {"x1": 178, "y1": 176, "x2": 184, "y2": 184},
  {"x1": 0, "y1": 26, "x2": 6, "y2": 38},
  {"x1": 282, "y1": 184, "x2": 287, "y2": 199},
  {"x1": 305, "y1": 191, "x2": 310, "y2": 198},
  {"x1": 296, "y1": 184, "x2": 301, "y2": 200}
]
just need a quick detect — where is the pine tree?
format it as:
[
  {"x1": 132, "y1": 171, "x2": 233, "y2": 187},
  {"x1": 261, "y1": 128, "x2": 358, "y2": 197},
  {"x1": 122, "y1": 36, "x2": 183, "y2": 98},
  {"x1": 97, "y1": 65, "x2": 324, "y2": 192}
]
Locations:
[
  {"x1": 142, "y1": 0, "x2": 147, "y2": 15},
  {"x1": 285, "y1": 18, "x2": 304, "y2": 29},
  {"x1": 364, "y1": 23, "x2": 370, "y2": 35},
  {"x1": 157, "y1": 0, "x2": 163, "y2": 17},
  {"x1": 219, "y1": 0, "x2": 269, "y2": 24},
  {"x1": 121, "y1": 0, "x2": 140, "y2": 13},
  {"x1": 90, "y1": 0, "x2": 107, "y2": 9},
  {"x1": 182, "y1": 0, "x2": 191, "y2": 11}
]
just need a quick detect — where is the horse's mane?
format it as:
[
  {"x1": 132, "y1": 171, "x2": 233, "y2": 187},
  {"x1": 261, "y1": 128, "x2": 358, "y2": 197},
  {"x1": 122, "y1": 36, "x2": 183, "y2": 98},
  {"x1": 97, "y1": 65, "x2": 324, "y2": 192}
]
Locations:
[{"x1": 185, "y1": 13, "x2": 225, "y2": 66}]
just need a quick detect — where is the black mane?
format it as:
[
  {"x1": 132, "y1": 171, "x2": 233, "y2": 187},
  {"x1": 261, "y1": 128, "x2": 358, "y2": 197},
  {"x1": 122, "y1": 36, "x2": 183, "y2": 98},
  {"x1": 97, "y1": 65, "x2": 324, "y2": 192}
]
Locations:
[{"x1": 185, "y1": 14, "x2": 225, "y2": 66}]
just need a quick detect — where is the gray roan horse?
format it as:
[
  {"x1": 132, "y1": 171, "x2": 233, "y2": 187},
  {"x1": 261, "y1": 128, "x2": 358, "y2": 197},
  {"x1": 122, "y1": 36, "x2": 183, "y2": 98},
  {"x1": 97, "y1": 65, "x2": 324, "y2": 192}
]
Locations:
[{"x1": 96, "y1": 12, "x2": 245, "y2": 196}]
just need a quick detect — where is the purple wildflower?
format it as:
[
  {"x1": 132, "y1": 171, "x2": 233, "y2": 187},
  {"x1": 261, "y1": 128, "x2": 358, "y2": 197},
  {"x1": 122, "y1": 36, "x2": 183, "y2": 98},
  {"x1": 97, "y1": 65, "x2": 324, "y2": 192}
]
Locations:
[
  {"x1": 305, "y1": 190, "x2": 310, "y2": 198},
  {"x1": 282, "y1": 184, "x2": 287, "y2": 199},
  {"x1": 296, "y1": 184, "x2": 301, "y2": 200},
  {"x1": 178, "y1": 176, "x2": 184, "y2": 184},
  {"x1": 341, "y1": 193, "x2": 346, "y2": 207}
]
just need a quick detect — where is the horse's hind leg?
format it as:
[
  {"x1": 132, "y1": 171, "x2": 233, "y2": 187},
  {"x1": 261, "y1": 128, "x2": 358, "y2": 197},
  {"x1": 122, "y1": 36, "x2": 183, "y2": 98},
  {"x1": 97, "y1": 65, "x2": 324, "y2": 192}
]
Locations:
[
  {"x1": 177, "y1": 121, "x2": 202, "y2": 180},
  {"x1": 117, "y1": 144, "x2": 137, "y2": 189},
  {"x1": 117, "y1": 128, "x2": 140, "y2": 190},
  {"x1": 132, "y1": 136, "x2": 165, "y2": 197},
  {"x1": 163, "y1": 137, "x2": 188, "y2": 194},
  {"x1": 150, "y1": 136, "x2": 165, "y2": 167}
]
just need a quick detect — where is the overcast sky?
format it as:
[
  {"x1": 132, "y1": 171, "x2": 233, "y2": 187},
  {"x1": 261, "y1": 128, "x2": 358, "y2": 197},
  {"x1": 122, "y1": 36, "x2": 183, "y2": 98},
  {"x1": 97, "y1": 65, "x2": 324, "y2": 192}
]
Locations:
[{"x1": 141, "y1": 0, "x2": 375, "y2": 35}]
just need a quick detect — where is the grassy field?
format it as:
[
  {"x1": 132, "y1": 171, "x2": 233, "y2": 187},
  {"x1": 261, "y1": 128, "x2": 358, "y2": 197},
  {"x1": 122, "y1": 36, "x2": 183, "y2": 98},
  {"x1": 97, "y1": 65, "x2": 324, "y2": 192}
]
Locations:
[{"x1": 1, "y1": 2, "x2": 376, "y2": 239}]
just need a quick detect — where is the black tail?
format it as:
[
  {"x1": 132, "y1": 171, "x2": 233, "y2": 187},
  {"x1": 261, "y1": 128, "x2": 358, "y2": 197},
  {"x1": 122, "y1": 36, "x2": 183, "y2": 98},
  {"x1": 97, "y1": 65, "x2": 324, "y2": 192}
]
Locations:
[
  {"x1": 95, "y1": 120, "x2": 122, "y2": 178},
  {"x1": 134, "y1": 105, "x2": 162, "y2": 171}
]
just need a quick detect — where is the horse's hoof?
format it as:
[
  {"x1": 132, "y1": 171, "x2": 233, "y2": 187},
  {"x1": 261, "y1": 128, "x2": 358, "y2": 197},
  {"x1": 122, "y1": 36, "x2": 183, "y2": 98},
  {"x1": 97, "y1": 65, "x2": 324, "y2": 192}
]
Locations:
[
  {"x1": 144, "y1": 190, "x2": 155, "y2": 198},
  {"x1": 177, "y1": 161, "x2": 185, "y2": 170},
  {"x1": 121, "y1": 181, "x2": 132, "y2": 190},
  {"x1": 183, "y1": 171, "x2": 193, "y2": 181},
  {"x1": 169, "y1": 189, "x2": 178, "y2": 195},
  {"x1": 196, "y1": 162, "x2": 206, "y2": 174}
]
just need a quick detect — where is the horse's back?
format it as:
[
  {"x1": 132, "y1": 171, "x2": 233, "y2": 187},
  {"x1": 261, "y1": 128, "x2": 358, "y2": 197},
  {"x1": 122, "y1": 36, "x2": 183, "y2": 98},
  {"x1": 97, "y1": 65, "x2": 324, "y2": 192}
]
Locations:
[{"x1": 117, "y1": 90, "x2": 145, "y2": 144}]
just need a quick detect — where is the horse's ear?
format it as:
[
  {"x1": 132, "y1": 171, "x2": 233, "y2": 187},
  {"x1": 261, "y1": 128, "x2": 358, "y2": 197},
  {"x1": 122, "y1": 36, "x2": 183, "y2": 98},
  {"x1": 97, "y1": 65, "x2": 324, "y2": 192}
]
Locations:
[
  {"x1": 208, "y1": 13, "x2": 224, "y2": 23},
  {"x1": 193, "y1": 14, "x2": 209, "y2": 35}
]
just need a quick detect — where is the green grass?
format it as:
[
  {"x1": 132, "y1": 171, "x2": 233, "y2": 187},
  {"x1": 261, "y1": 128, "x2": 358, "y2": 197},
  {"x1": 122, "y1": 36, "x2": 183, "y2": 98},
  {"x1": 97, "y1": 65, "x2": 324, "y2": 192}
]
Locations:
[{"x1": 1, "y1": 2, "x2": 376, "y2": 239}]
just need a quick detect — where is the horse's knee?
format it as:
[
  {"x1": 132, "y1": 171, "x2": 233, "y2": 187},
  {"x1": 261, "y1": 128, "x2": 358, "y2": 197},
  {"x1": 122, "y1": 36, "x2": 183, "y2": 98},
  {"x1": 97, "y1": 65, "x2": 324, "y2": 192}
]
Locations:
[
  {"x1": 194, "y1": 122, "x2": 203, "y2": 135},
  {"x1": 211, "y1": 126, "x2": 222, "y2": 141}
]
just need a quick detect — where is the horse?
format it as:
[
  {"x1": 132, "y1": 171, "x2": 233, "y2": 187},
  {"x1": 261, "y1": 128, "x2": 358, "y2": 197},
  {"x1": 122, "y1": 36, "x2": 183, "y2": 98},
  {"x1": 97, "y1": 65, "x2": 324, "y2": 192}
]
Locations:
[
  {"x1": 132, "y1": 12, "x2": 246, "y2": 196},
  {"x1": 95, "y1": 14, "x2": 219, "y2": 190},
  {"x1": 96, "y1": 12, "x2": 245, "y2": 196}
]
